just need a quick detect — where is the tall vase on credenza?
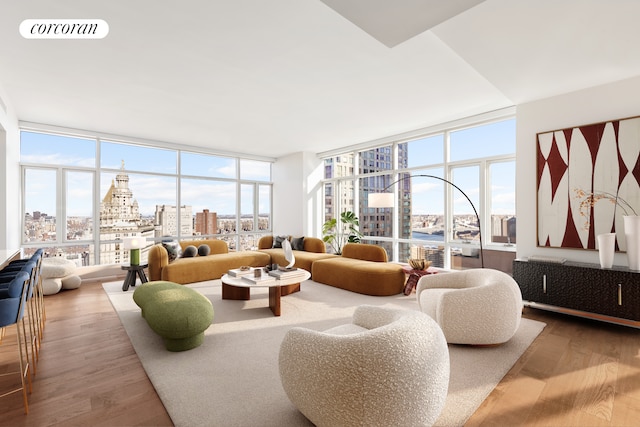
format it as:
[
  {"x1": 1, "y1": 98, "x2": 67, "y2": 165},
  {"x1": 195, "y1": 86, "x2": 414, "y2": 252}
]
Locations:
[
  {"x1": 623, "y1": 215, "x2": 640, "y2": 271},
  {"x1": 596, "y1": 233, "x2": 616, "y2": 269}
]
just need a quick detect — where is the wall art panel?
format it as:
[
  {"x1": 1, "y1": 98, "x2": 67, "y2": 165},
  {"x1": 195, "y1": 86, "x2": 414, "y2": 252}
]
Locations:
[{"x1": 537, "y1": 116, "x2": 640, "y2": 250}]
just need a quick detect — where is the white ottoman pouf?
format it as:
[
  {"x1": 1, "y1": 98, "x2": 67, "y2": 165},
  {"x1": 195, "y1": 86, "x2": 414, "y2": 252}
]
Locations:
[
  {"x1": 41, "y1": 257, "x2": 76, "y2": 279},
  {"x1": 41, "y1": 257, "x2": 79, "y2": 294},
  {"x1": 42, "y1": 278, "x2": 63, "y2": 295},
  {"x1": 61, "y1": 274, "x2": 82, "y2": 290}
]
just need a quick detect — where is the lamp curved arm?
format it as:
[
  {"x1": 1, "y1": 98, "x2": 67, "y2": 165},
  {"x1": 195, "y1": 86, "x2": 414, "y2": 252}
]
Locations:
[{"x1": 368, "y1": 174, "x2": 483, "y2": 268}]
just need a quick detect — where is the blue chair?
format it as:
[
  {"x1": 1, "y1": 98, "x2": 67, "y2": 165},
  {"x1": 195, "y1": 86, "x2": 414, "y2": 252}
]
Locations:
[
  {"x1": 8, "y1": 250, "x2": 46, "y2": 336},
  {"x1": 0, "y1": 261, "x2": 40, "y2": 372},
  {"x1": 0, "y1": 271, "x2": 32, "y2": 414}
]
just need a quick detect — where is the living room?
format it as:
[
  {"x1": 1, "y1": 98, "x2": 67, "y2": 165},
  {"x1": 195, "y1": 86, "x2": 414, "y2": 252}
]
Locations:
[{"x1": 1, "y1": 1, "x2": 640, "y2": 426}]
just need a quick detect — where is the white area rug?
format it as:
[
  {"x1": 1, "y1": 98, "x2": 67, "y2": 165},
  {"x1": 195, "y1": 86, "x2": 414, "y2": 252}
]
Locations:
[{"x1": 104, "y1": 279, "x2": 545, "y2": 427}]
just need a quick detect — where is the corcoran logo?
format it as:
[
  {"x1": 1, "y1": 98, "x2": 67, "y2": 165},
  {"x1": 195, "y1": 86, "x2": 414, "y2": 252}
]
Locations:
[{"x1": 20, "y1": 19, "x2": 109, "y2": 39}]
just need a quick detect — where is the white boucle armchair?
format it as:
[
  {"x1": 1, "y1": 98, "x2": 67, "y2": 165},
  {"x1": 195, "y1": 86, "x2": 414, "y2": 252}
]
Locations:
[
  {"x1": 416, "y1": 269, "x2": 523, "y2": 345},
  {"x1": 278, "y1": 305, "x2": 450, "y2": 427}
]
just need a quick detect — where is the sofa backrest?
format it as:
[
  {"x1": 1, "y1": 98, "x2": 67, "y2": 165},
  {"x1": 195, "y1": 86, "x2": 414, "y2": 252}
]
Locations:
[
  {"x1": 179, "y1": 239, "x2": 228, "y2": 255},
  {"x1": 303, "y1": 237, "x2": 326, "y2": 253},
  {"x1": 257, "y1": 235, "x2": 327, "y2": 253},
  {"x1": 257, "y1": 236, "x2": 274, "y2": 249},
  {"x1": 341, "y1": 243, "x2": 388, "y2": 262}
]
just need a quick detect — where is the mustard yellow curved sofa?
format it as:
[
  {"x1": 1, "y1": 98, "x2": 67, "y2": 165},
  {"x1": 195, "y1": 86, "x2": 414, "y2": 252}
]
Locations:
[
  {"x1": 257, "y1": 236, "x2": 337, "y2": 274},
  {"x1": 311, "y1": 243, "x2": 406, "y2": 296},
  {"x1": 148, "y1": 239, "x2": 270, "y2": 284}
]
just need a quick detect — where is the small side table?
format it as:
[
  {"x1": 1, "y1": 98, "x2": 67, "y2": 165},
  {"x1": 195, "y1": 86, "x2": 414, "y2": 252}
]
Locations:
[
  {"x1": 402, "y1": 266, "x2": 437, "y2": 296},
  {"x1": 121, "y1": 263, "x2": 149, "y2": 291}
]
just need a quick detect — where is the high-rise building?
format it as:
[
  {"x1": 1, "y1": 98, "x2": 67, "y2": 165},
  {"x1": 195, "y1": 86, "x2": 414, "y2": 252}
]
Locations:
[
  {"x1": 359, "y1": 145, "x2": 412, "y2": 259},
  {"x1": 195, "y1": 209, "x2": 217, "y2": 235},
  {"x1": 324, "y1": 147, "x2": 411, "y2": 259},
  {"x1": 155, "y1": 204, "x2": 193, "y2": 237}
]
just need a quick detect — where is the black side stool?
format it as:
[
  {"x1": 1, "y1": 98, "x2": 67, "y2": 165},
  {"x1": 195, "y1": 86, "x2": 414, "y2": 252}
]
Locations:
[{"x1": 121, "y1": 263, "x2": 148, "y2": 291}]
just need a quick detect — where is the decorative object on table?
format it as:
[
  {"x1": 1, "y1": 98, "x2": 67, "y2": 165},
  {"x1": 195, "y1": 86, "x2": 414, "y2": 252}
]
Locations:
[
  {"x1": 227, "y1": 266, "x2": 254, "y2": 277},
  {"x1": 408, "y1": 258, "x2": 431, "y2": 270},
  {"x1": 124, "y1": 237, "x2": 143, "y2": 265},
  {"x1": 242, "y1": 273, "x2": 276, "y2": 285},
  {"x1": 623, "y1": 215, "x2": 640, "y2": 270},
  {"x1": 268, "y1": 267, "x2": 306, "y2": 280},
  {"x1": 596, "y1": 232, "x2": 616, "y2": 269},
  {"x1": 368, "y1": 174, "x2": 484, "y2": 267},
  {"x1": 282, "y1": 239, "x2": 295, "y2": 269},
  {"x1": 322, "y1": 211, "x2": 362, "y2": 255},
  {"x1": 573, "y1": 189, "x2": 640, "y2": 269},
  {"x1": 537, "y1": 116, "x2": 640, "y2": 250}
]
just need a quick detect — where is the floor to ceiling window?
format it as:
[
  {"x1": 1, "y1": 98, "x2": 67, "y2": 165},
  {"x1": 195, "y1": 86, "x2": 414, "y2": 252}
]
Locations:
[
  {"x1": 20, "y1": 128, "x2": 273, "y2": 266},
  {"x1": 321, "y1": 116, "x2": 516, "y2": 270}
]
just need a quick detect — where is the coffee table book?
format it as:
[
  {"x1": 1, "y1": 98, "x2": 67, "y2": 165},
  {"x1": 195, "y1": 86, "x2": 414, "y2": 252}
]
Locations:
[
  {"x1": 268, "y1": 270, "x2": 306, "y2": 280},
  {"x1": 228, "y1": 267, "x2": 255, "y2": 277},
  {"x1": 242, "y1": 275, "x2": 276, "y2": 285}
]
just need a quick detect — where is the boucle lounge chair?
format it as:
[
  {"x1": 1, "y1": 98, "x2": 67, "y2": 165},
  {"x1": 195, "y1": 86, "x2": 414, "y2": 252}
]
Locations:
[
  {"x1": 416, "y1": 268, "x2": 523, "y2": 345},
  {"x1": 279, "y1": 305, "x2": 449, "y2": 427}
]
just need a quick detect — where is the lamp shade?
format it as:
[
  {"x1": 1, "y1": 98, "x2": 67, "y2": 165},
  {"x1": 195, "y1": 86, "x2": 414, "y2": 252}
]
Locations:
[
  {"x1": 123, "y1": 237, "x2": 142, "y2": 250},
  {"x1": 368, "y1": 193, "x2": 394, "y2": 208}
]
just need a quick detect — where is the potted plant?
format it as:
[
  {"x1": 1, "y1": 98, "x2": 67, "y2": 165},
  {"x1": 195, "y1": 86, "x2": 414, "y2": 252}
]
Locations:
[{"x1": 322, "y1": 211, "x2": 363, "y2": 255}]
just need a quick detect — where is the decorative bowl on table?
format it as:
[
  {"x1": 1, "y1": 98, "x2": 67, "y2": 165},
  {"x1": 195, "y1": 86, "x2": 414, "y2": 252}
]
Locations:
[{"x1": 407, "y1": 258, "x2": 432, "y2": 270}]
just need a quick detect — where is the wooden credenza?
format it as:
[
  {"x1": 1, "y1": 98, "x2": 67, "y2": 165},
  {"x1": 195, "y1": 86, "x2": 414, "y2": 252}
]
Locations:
[{"x1": 512, "y1": 259, "x2": 640, "y2": 327}]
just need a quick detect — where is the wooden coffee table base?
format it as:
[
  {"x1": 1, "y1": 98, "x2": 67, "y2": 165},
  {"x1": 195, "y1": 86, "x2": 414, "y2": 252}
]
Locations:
[
  {"x1": 222, "y1": 282, "x2": 250, "y2": 300},
  {"x1": 221, "y1": 281, "x2": 301, "y2": 316}
]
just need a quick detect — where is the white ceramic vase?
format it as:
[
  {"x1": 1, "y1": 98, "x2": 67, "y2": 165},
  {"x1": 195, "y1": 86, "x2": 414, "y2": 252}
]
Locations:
[
  {"x1": 596, "y1": 233, "x2": 616, "y2": 269},
  {"x1": 623, "y1": 215, "x2": 640, "y2": 270}
]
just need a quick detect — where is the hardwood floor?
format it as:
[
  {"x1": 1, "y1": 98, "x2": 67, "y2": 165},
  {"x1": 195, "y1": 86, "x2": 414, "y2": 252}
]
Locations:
[
  {"x1": 467, "y1": 307, "x2": 640, "y2": 426},
  {"x1": 0, "y1": 281, "x2": 172, "y2": 427},
  {"x1": 1, "y1": 281, "x2": 639, "y2": 426}
]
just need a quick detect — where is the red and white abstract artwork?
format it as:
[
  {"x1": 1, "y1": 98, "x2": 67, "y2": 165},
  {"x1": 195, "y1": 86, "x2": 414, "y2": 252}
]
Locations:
[{"x1": 537, "y1": 116, "x2": 640, "y2": 250}]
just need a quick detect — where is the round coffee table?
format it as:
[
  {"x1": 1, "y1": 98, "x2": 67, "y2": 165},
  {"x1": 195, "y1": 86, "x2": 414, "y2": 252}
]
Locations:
[{"x1": 221, "y1": 269, "x2": 310, "y2": 316}]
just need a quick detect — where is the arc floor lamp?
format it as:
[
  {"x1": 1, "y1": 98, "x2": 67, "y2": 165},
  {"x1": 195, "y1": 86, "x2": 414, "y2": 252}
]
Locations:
[{"x1": 367, "y1": 174, "x2": 484, "y2": 268}]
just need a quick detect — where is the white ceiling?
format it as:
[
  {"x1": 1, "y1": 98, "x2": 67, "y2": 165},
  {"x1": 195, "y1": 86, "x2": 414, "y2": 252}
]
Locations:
[{"x1": 1, "y1": 0, "x2": 640, "y2": 159}]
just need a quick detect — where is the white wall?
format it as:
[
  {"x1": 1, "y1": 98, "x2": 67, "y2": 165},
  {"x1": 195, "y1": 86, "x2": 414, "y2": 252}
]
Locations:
[
  {"x1": 0, "y1": 82, "x2": 20, "y2": 251},
  {"x1": 272, "y1": 151, "x2": 323, "y2": 238},
  {"x1": 516, "y1": 75, "x2": 640, "y2": 265}
]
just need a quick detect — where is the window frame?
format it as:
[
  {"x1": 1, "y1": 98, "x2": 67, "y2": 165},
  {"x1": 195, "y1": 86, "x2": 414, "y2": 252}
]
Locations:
[
  {"x1": 320, "y1": 115, "x2": 516, "y2": 268},
  {"x1": 19, "y1": 127, "x2": 274, "y2": 265}
]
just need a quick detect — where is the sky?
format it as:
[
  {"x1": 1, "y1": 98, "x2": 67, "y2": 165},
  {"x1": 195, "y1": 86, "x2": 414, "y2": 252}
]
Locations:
[
  {"x1": 21, "y1": 131, "x2": 271, "y2": 217},
  {"x1": 21, "y1": 118, "x2": 515, "y2": 218},
  {"x1": 381, "y1": 118, "x2": 515, "y2": 215}
]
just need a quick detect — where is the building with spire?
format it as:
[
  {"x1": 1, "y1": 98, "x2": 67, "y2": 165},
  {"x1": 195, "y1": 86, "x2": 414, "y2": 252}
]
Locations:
[{"x1": 99, "y1": 161, "x2": 155, "y2": 265}]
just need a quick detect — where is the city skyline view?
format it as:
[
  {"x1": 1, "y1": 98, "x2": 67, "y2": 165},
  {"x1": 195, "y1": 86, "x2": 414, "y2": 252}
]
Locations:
[{"x1": 21, "y1": 131, "x2": 272, "y2": 217}]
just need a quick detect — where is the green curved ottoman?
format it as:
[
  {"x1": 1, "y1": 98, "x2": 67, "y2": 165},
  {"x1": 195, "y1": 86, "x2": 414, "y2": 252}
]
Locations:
[{"x1": 133, "y1": 281, "x2": 214, "y2": 352}]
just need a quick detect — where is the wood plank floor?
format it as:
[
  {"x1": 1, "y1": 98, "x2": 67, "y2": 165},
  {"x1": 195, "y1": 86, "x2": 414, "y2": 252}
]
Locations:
[
  {"x1": 0, "y1": 281, "x2": 172, "y2": 427},
  {"x1": 1, "y1": 282, "x2": 639, "y2": 426}
]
